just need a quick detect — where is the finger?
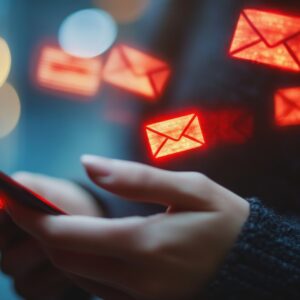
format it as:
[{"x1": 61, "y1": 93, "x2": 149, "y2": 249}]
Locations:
[
  {"x1": 14, "y1": 262, "x2": 73, "y2": 300},
  {"x1": 0, "y1": 222, "x2": 26, "y2": 251},
  {"x1": 12, "y1": 172, "x2": 55, "y2": 196},
  {"x1": 68, "y1": 274, "x2": 135, "y2": 300},
  {"x1": 12, "y1": 172, "x2": 68, "y2": 212},
  {"x1": 6, "y1": 199, "x2": 144, "y2": 257},
  {"x1": 47, "y1": 248, "x2": 146, "y2": 294},
  {"x1": 1, "y1": 238, "x2": 46, "y2": 278},
  {"x1": 81, "y1": 155, "x2": 218, "y2": 211},
  {"x1": 13, "y1": 172, "x2": 103, "y2": 217}
]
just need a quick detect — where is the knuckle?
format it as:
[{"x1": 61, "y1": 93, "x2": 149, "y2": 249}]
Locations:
[
  {"x1": 122, "y1": 169, "x2": 153, "y2": 193},
  {"x1": 181, "y1": 171, "x2": 210, "y2": 195},
  {"x1": 122, "y1": 230, "x2": 147, "y2": 257},
  {"x1": 121, "y1": 229, "x2": 143, "y2": 254},
  {"x1": 187, "y1": 171, "x2": 208, "y2": 185},
  {"x1": 133, "y1": 226, "x2": 165, "y2": 257},
  {"x1": 40, "y1": 222, "x2": 61, "y2": 248},
  {"x1": 137, "y1": 168, "x2": 152, "y2": 184}
]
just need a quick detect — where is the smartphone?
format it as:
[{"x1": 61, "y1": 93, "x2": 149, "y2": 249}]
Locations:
[{"x1": 0, "y1": 172, "x2": 67, "y2": 215}]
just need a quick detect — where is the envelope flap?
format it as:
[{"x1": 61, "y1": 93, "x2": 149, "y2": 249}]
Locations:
[
  {"x1": 146, "y1": 114, "x2": 195, "y2": 141},
  {"x1": 151, "y1": 69, "x2": 171, "y2": 94},
  {"x1": 278, "y1": 88, "x2": 300, "y2": 103},
  {"x1": 146, "y1": 129, "x2": 168, "y2": 156},
  {"x1": 121, "y1": 45, "x2": 168, "y2": 76},
  {"x1": 245, "y1": 9, "x2": 300, "y2": 46},
  {"x1": 229, "y1": 111, "x2": 253, "y2": 137},
  {"x1": 104, "y1": 47, "x2": 129, "y2": 74},
  {"x1": 230, "y1": 14, "x2": 261, "y2": 53},
  {"x1": 277, "y1": 88, "x2": 300, "y2": 111},
  {"x1": 184, "y1": 116, "x2": 205, "y2": 143}
]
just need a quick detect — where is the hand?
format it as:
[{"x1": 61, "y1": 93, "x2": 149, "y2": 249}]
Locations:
[
  {"x1": 1, "y1": 172, "x2": 103, "y2": 300},
  {"x1": 6, "y1": 156, "x2": 250, "y2": 300}
]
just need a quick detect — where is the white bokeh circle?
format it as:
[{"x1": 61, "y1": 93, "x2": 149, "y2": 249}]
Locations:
[
  {"x1": 0, "y1": 37, "x2": 11, "y2": 87},
  {"x1": 58, "y1": 8, "x2": 118, "y2": 58},
  {"x1": 0, "y1": 83, "x2": 21, "y2": 139}
]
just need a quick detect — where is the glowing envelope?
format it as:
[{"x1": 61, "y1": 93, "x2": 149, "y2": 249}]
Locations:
[
  {"x1": 202, "y1": 109, "x2": 254, "y2": 146},
  {"x1": 0, "y1": 83, "x2": 21, "y2": 139},
  {"x1": 0, "y1": 37, "x2": 11, "y2": 87},
  {"x1": 103, "y1": 45, "x2": 171, "y2": 100},
  {"x1": 59, "y1": 9, "x2": 118, "y2": 58},
  {"x1": 145, "y1": 113, "x2": 205, "y2": 159},
  {"x1": 230, "y1": 9, "x2": 300, "y2": 72},
  {"x1": 36, "y1": 46, "x2": 102, "y2": 97},
  {"x1": 275, "y1": 87, "x2": 300, "y2": 127}
]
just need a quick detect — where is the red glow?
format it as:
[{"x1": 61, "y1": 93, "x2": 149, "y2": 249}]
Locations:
[
  {"x1": 103, "y1": 45, "x2": 170, "y2": 100},
  {"x1": 145, "y1": 113, "x2": 205, "y2": 159},
  {"x1": 230, "y1": 9, "x2": 300, "y2": 72},
  {"x1": 275, "y1": 87, "x2": 300, "y2": 127},
  {"x1": 0, "y1": 194, "x2": 5, "y2": 210},
  {"x1": 202, "y1": 109, "x2": 254, "y2": 146},
  {"x1": 36, "y1": 46, "x2": 102, "y2": 97}
]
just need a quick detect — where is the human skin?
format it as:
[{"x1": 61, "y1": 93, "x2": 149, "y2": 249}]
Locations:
[
  {"x1": 0, "y1": 174, "x2": 102, "y2": 300},
  {"x1": 5, "y1": 155, "x2": 250, "y2": 300}
]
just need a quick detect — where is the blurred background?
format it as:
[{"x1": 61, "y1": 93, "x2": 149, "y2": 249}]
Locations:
[
  {"x1": 0, "y1": 0, "x2": 159, "y2": 298},
  {"x1": 1, "y1": 0, "x2": 300, "y2": 298}
]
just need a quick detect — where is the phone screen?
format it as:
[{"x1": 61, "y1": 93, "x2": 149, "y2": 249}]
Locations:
[{"x1": 0, "y1": 172, "x2": 67, "y2": 215}]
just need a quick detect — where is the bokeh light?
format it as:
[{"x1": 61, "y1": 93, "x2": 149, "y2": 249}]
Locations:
[
  {"x1": 94, "y1": 0, "x2": 150, "y2": 24},
  {"x1": 275, "y1": 87, "x2": 300, "y2": 127},
  {"x1": 0, "y1": 83, "x2": 21, "y2": 139},
  {"x1": 103, "y1": 44, "x2": 171, "y2": 100},
  {"x1": 230, "y1": 9, "x2": 300, "y2": 72},
  {"x1": 36, "y1": 46, "x2": 103, "y2": 98},
  {"x1": 58, "y1": 8, "x2": 118, "y2": 58},
  {"x1": 0, "y1": 37, "x2": 11, "y2": 87}
]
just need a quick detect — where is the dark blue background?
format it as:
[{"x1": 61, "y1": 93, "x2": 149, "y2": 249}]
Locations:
[{"x1": 1, "y1": 0, "x2": 300, "y2": 298}]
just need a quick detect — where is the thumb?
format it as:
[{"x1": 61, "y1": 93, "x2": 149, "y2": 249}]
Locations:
[
  {"x1": 12, "y1": 172, "x2": 103, "y2": 217},
  {"x1": 12, "y1": 172, "x2": 59, "y2": 199},
  {"x1": 81, "y1": 155, "x2": 225, "y2": 211}
]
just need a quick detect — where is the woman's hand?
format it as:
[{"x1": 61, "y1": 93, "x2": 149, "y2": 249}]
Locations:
[
  {"x1": 6, "y1": 156, "x2": 249, "y2": 300},
  {"x1": 1, "y1": 172, "x2": 103, "y2": 300}
]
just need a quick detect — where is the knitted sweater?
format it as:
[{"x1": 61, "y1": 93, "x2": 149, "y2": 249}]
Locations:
[{"x1": 207, "y1": 198, "x2": 300, "y2": 299}]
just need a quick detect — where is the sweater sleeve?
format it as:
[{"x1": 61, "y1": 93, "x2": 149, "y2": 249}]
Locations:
[{"x1": 206, "y1": 198, "x2": 300, "y2": 300}]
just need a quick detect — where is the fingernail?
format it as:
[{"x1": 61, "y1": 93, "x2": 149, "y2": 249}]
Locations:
[{"x1": 81, "y1": 155, "x2": 113, "y2": 178}]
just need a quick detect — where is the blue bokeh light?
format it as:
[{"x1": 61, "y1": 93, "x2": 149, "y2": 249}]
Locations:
[{"x1": 58, "y1": 8, "x2": 118, "y2": 58}]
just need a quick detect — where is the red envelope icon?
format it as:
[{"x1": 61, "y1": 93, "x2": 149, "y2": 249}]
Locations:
[
  {"x1": 145, "y1": 113, "x2": 205, "y2": 159},
  {"x1": 230, "y1": 9, "x2": 300, "y2": 72},
  {"x1": 275, "y1": 87, "x2": 300, "y2": 127},
  {"x1": 103, "y1": 45, "x2": 171, "y2": 100},
  {"x1": 204, "y1": 109, "x2": 254, "y2": 146},
  {"x1": 36, "y1": 46, "x2": 102, "y2": 97}
]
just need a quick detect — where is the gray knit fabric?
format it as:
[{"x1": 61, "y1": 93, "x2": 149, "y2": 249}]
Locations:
[{"x1": 206, "y1": 199, "x2": 300, "y2": 299}]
